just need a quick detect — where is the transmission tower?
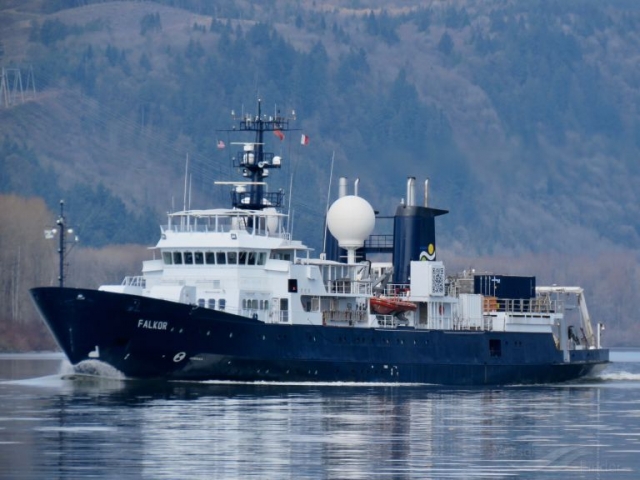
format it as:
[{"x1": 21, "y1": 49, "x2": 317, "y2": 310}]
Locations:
[{"x1": 0, "y1": 66, "x2": 36, "y2": 107}]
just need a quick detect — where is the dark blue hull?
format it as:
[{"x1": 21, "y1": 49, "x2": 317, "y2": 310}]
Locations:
[{"x1": 30, "y1": 287, "x2": 609, "y2": 385}]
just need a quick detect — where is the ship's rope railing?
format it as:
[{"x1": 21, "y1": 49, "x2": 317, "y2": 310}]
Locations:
[{"x1": 121, "y1": 276, "x2": 146, "y2": 288}]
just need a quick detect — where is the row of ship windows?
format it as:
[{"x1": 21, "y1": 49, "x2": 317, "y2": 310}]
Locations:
[
  {"x1": 241, "y1": 299, "x2": 270, "y2": 310},
  {"x1": 197, "y1": 298, "x2": 226, "y2": 310},
  {"x1": 195, "y1": 299, "x2": 270, "y2": 311},
  {"x1": 163, "y1": 250, "x2": 268, "y2": 266}
]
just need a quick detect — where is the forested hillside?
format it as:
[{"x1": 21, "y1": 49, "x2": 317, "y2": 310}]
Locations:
[{"x1": 1, "y1": 0, "x2": 639, "y2": 348}]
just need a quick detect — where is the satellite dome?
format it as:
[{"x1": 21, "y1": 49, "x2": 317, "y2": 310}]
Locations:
[
  {"x1": 327, "y1": 195, "x2": 375, "y2": 248},
  {"x1": 264, "y1": 207, "x2": 279, "y2": 234}
]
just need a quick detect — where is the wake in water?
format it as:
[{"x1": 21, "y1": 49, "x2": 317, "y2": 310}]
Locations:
[
  {"x1": 575, "y1": 358, "x2": 640, "y2": 384},
  {"x1": 598, "y1": 371, "x2": 640, "y2": 382},
  {"x1": 193, "y1": 380, "x2": 428, "y2": 388},
  {"x1": 2, "y1": 359, "x2": 127, "y2": 391},
  {"x1": 65, "y1": 359, "x2": 126, "y2": 380}
]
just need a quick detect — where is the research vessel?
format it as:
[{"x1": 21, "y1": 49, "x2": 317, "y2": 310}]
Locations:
[{"x1": 31, "y1": 102, "x2": 609, "y2": 385}]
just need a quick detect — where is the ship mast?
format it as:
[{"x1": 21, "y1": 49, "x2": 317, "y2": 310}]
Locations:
[
  {"x1": 57, "y1": 201, "x2": 66, "y2": 288},
  {"x1": 228, "y1": 99, "x2": 293, "y2": 210},
  {"x1": 44, "y1": 200, "x2": 78, "y2": 288}
]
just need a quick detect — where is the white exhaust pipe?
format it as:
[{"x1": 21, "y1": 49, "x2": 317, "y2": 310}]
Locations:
[
  {"x1": 424, "y1": 179, "x2": 430, "y2": 207},
  {"x1": 339, "y1": 177, "x2": 348, "y2": 198},
  {"x1": 406, "y1": 177, "x2": 416, "y2": 206}
]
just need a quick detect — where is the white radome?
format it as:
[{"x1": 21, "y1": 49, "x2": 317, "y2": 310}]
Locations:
[{"x1": 327, "y1": 195, "x2": 376, "y2": 248}]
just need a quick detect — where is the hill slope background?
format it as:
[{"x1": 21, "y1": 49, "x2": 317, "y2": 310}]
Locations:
[{"x1": 0, "y1": 0, "x2": 638, "y2": 347}]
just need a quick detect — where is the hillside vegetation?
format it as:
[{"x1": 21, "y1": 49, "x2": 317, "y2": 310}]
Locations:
[{"x1": 0, "y1": 0, "x2": 639, "y2": 347}]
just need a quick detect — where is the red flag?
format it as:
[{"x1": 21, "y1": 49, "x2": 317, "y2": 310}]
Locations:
[
  {"x1": 300, "y1": 134, "x2": 309, "y2": 146},
  {"x1": 217, "y1": 140, "x2": 225, "y2": 149},
  {"x1": 274, "y1": 129, "x2": 285, "y2": 141}
]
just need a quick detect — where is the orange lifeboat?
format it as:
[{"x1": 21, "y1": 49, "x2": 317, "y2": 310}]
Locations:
[{"x1": 370, "y1": 296, "x2": 417, "y2": 315}]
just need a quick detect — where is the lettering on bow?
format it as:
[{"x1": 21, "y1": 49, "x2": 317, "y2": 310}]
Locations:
[{"x1": 137, "y1": 319, "x2": 168, "y2": 330}]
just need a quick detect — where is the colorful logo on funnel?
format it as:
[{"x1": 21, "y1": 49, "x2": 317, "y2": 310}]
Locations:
[{"x1": 420, "y1": 244, "x2": 436, "y2": 261}]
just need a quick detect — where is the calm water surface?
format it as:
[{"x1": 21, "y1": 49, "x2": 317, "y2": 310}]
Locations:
[{"x1": 1, "y1": 350, "x2": 639, "y2": 479}]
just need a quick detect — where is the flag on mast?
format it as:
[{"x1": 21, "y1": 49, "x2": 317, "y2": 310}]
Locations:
[
  {"x1": 217, "y1": 140, "x2": 225, "y2": 149},
  {"x1": 300, "y1": 134, "x2": 310, "y2": 146},
  {"x1": 274, "y1": 129, "x2": 285, "y2": 141}
]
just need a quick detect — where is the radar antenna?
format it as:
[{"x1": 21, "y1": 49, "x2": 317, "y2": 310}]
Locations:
[{"x1": 221, "y1": 99, "x2": 295, "y2": 210}]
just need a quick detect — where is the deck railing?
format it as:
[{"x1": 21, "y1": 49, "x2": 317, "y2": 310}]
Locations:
[
  {"x1": 162, "y1": 223, "x2": 290, "y2": 239},
  {"x1": 121, "y1": 276, "x2": 146, "y2": 288},
  {"x1": 483, "y1": 297, "x2": 563, "y2": 314}
]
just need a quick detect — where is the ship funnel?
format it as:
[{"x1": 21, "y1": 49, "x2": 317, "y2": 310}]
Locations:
[
  {"x1": 354, "y1": 178, "x2": 360, "y2": 197},
  {"x1": 393, "y1": 177, "x2": 449, "y2": 284},
  {"x1": 406, "y1": 177, "x2": 416, "y2": 206},
  {"x1": 424, "y1": 179, "x2": 430, "y2": 207},
  {"x1": 339, "y1": 177, "x2": 348, "y2": 198}
]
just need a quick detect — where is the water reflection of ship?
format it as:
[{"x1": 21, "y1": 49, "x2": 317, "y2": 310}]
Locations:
[{"x1": 18, "y1": 377, "x2": 621, "y2": 478}]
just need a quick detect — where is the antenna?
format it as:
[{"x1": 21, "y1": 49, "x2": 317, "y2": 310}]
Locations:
[
  {"x1": 321, "y1": 151, "x2": 336, "y2": 258},
  {"x1": 183, "y1": 153, "x2": 189, "y2": 212},
  {"x1": 219, "y1": 98, "x2": 295, "y2": 210}
]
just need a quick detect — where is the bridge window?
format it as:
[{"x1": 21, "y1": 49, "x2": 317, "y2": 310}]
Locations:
[
  {"x1": 194, "y1": 251, "x2": 204, "y2": 265},
  {"x1": 184, "y1": 251, "x2": 193, "y2": 265},
  {"x1": 239, "y1": 251, "x2": 247, "y2": 264},
  {"x1": 173, "y1": 252, "x2": 183, "y2": 264},
  {"x1": 208, "y1": 299, "x2": 215, "y2": 309},
  {"x1": 219, "y1": 299, "x2": 226, "y2": 311},
  {"x1": 227, "y1": 252, "x2": 237, "y2": 265},
  {"x1": 197, "y1": 298, "x2": 205, "y2": 307},
  {"x1": 258, "y1": 252, "x2": 267, "y2": 265},
  {"x1": 163, "y1": 252, "x2": 172, "y2": 265},
  {"x1": 216, "y1": 252, "x2": 226, "y2": 264},
  {"x1": 205, "y1": 252, "x2": 215, "y2": 264}
]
